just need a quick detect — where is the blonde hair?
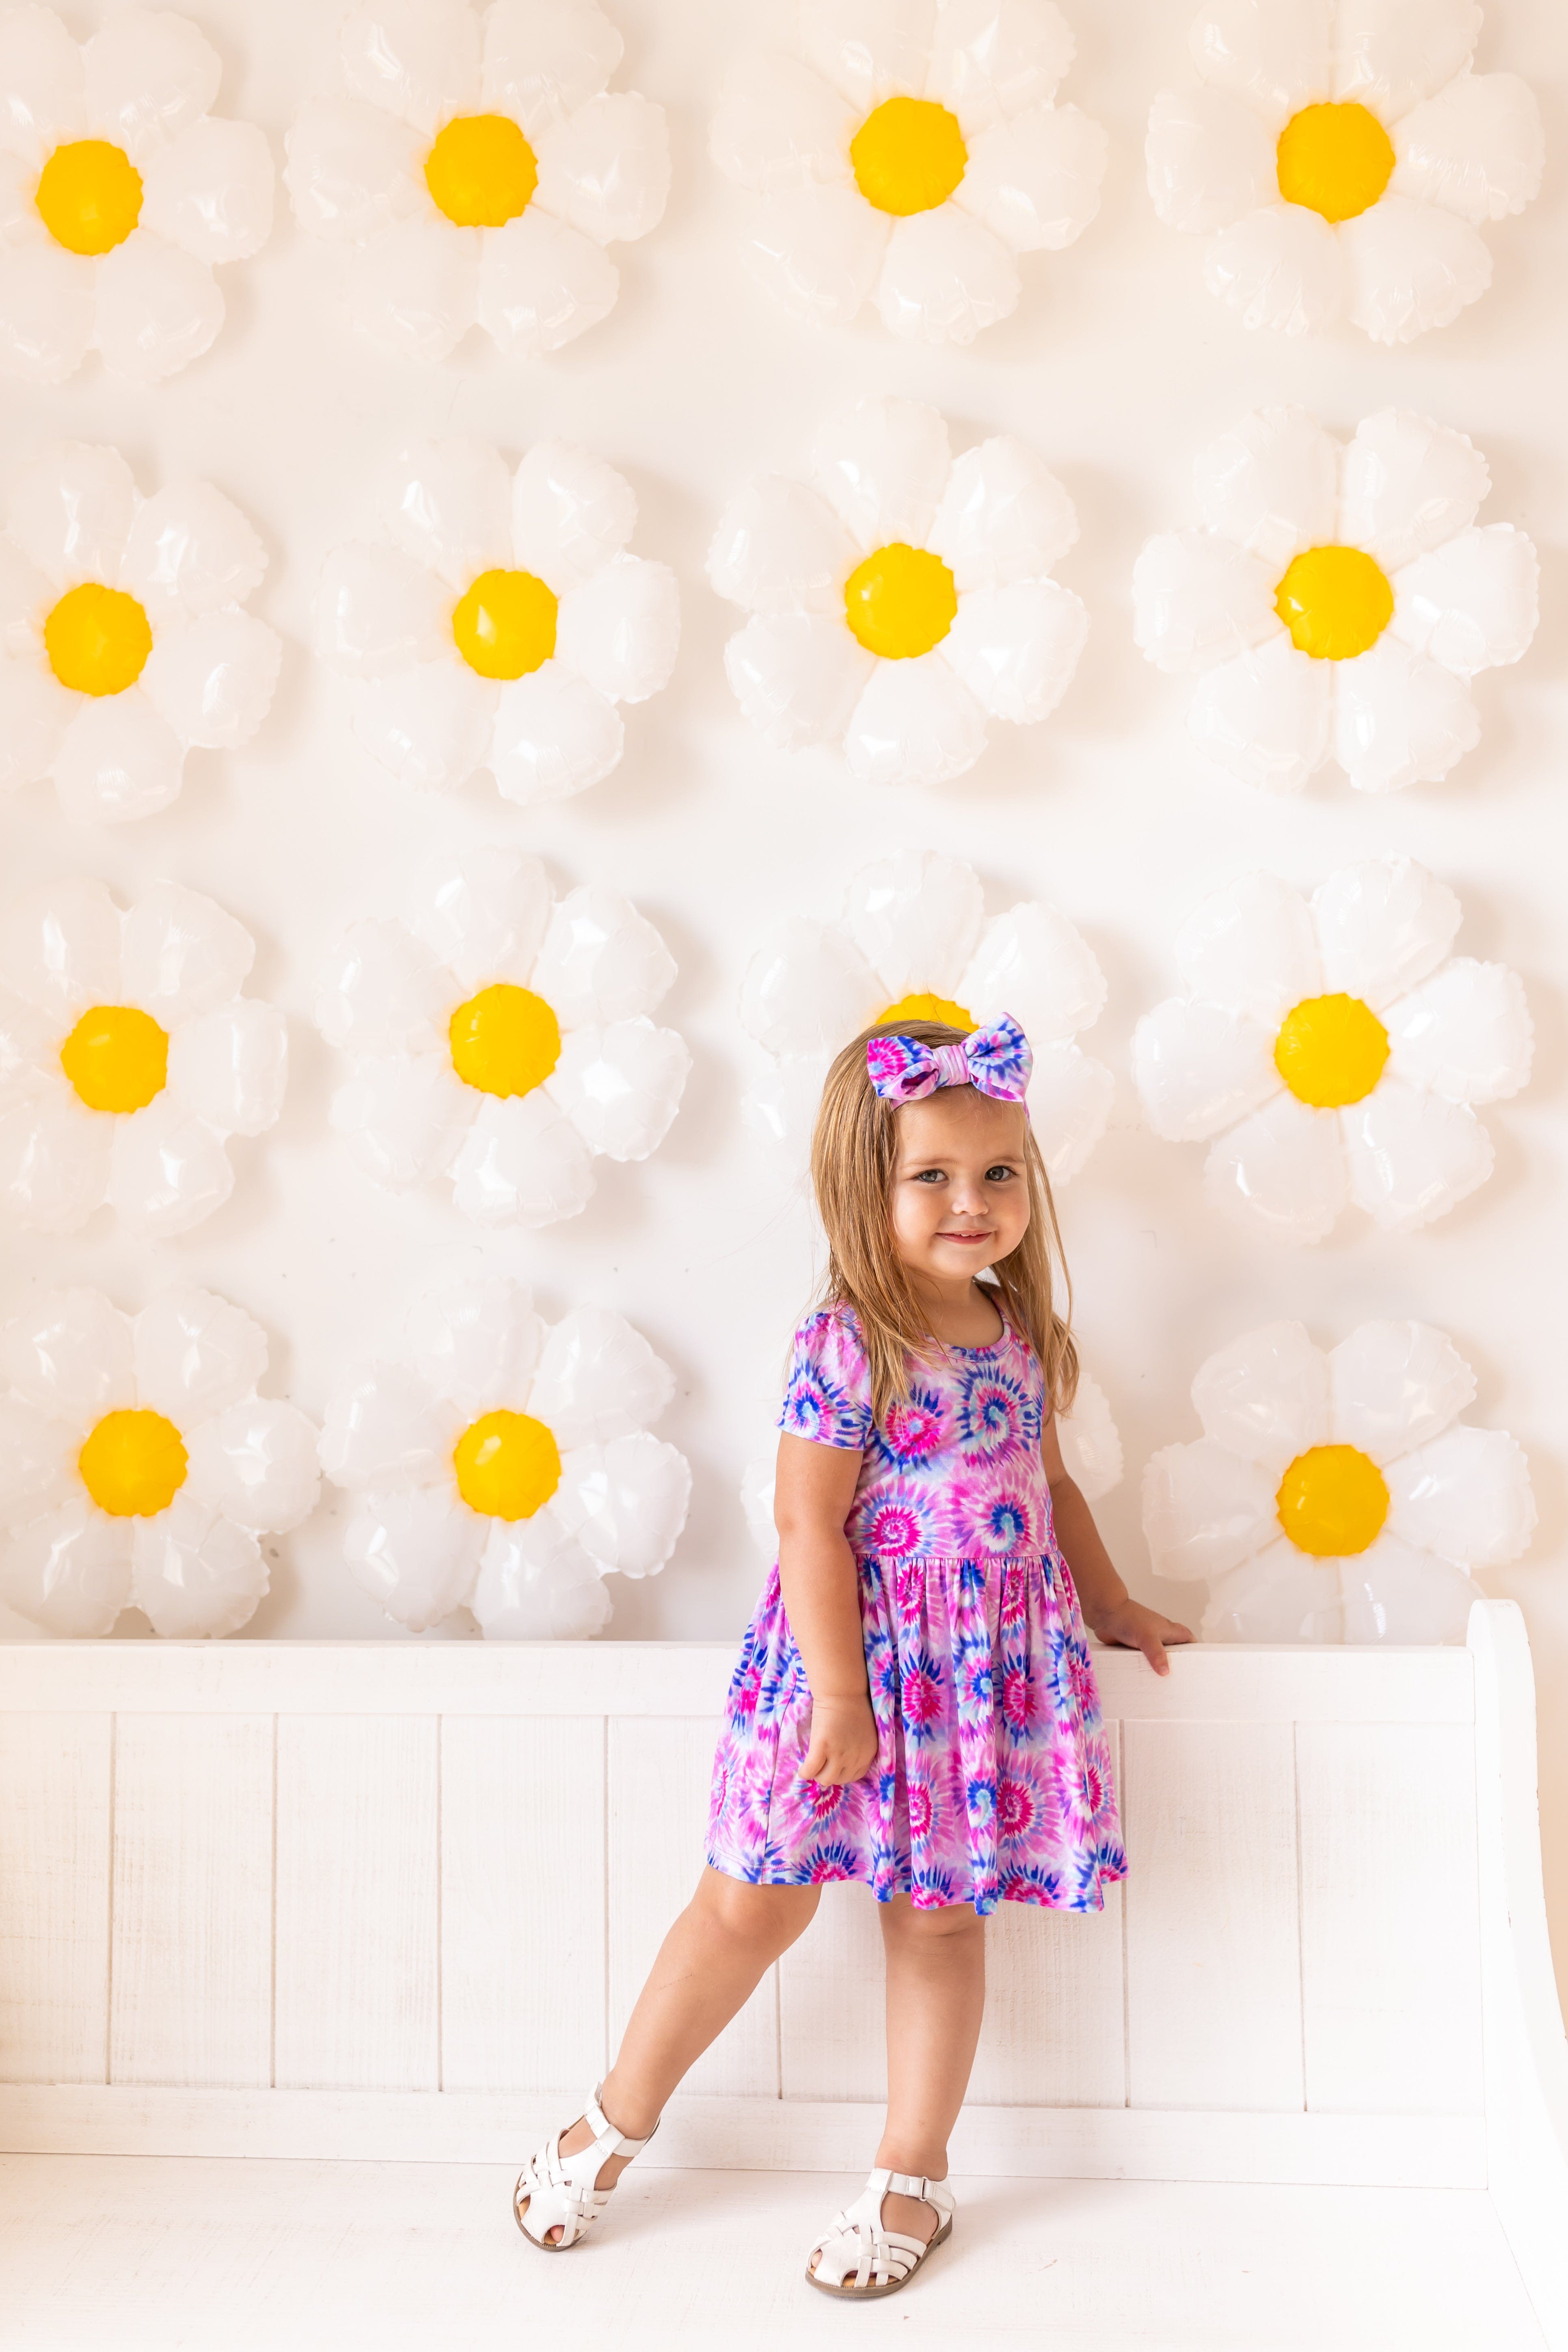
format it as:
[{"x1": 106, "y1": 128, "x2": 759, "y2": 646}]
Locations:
[{"x1": 809, "y1": 1017, "x2": 1079, "y2": 1429}]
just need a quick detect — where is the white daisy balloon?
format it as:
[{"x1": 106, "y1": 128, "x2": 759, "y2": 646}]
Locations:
[
  {"x1": 285, "y1": 0, "x2": 667, "y2": 362},
  {"x1": 1147, "y1": 0, "x2": 1542, "y2": 343},
  {"x1": 0, "y1": 1285, "x2": 319, "y2": 1638},
  {"x1": 1143, "y1": 1319, "x2": 1535, "y2": 1642},
  {"x1": 0, "y1": 441, "x2": 282, "y2": 826},
  {"x1": 316, "y1": 436, "x2": 678, "y2": 807},
  {"x1": 740, "y1": 849, "x2": 1112, "y2": 1184},
  {"x1": 1133, "y1": 857, "x2": 1532, "y2": 1246},
  {"x1": 0, "y1": 5, "x2": 274, "y2": 384},
  {"x1": 320, "y1": 1277, "x2": 691, "y2": 1637},
  {"x1": 0, "y1": 876, "x2": 287, "y2": 1239},
  {"x1": 711, "y1": 395, "x2": 1088, "y2": 788},
  {"x1": 1132, "y1": 406, "x2": 1537, "y2": 795},
  {"x1": 317, "y1": 846, "x2": 689, "y2": 1228},
  {"x1": 711, "y1": 0, "x2": 1106, "y2": 346}
]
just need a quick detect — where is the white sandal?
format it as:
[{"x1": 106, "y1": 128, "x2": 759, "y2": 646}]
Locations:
[
  {"x1": 512, "y1": 2084, "x2": 659, "y2": 2252},
  {"x1": 807, "y1": 2167, "x2": 956, "y2": 2298}
]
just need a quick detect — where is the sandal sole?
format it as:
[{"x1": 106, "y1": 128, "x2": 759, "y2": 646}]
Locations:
[{"x1": 806, "y1": 2215, "x2": 952, "y2": 2298}]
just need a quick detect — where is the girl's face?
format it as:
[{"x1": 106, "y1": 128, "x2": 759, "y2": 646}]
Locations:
[{"x1": 888, "y1": 1087, "x2": 1031, "y2": 1287}]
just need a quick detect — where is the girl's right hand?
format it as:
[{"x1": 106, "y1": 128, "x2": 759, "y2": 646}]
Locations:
[{"x1": 799, "y1": 1695, "x2": 879, "y2": 1788}]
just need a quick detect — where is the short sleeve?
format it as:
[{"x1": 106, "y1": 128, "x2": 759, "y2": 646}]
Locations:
[{"x1": 777, "y1": 1308, "x2": 873, "y2": 1451}]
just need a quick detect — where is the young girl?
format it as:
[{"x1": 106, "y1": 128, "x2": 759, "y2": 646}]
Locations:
[{"x1": 513, "y1": 1014, "x2": 1192, "y2": 2296}]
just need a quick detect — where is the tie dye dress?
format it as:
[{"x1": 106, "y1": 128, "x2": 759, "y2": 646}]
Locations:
[{"x1": 705, "y1": 1304, "x2": 1127, "y2": 1916}]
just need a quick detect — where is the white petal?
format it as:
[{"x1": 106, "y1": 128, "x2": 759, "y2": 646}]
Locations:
[
  {"x1": 810, "y1": 394, "x2": 952, "y2": 552},
  {"x1": 0, "y1": 1393, "x2": 75, "y2": 1520},
  {"x1": 315, "y1": 542, "x2": 450, "y2": 679},
  {"x1": 332, "y1": 1053, "x2": 472, "y2": 1190},
  {"x1": 1141, "y1": 1436, "x2": 1279, "y2": 1581},
  {"x1": 0, "y1": 1286, "x2": 134, "y2": 1417},
  {"x1": 1132, "y1": 998, "x2": 1279, "y2": 1141},
  {"x1": 706, "y1": 477, "x2": 857, "y2": 618},
  {"x1": 1332, "y1": 636, "x2": 1479, "y2": 792},
  {"x1": 319, "y1": 1362, "x2": 456, "y2": 1490},
  {"x1": 139, "y1": 118, "x2": 275, "y2": 263},
  {"x1": 1193, "y1": 405, "x2": 1338, "y2": 567},
  {"x1": 1391, "y1": 71, "x2": 1541, "y2": 225},
  {"x1": 449, "y1": 1089, "x2": 596, "y2": 1225},
  {"x1": 1332, "y1": 0, "x2": 1480, "y2": 116},
  {"x1": 315, "y1": 918, "x2": 445, "y2": 1055},
  {"x1": 1131, "y1": 528, "x2": 1279, "y2": 673},
  {"x1": 742, "y1": 1052, "x2": 830, "y2": 1152},
  {"x1": 555, "y1": 552, "x2": 678, "y2": 703},
  {"x1": 927, "y1": 0, "x2": 1076, "y2": 131},
  {"x1": 534, "y1": 91, "x2": 668, "y2": 244},
  {"x1": 134, "y1": 1286, "x2": 266, "y2": 1423},
  {"x1": 1203, "y1": 1540, "x2": 1340, "y2": 1643},
  {"x1": 106, "y1": 1093, "x2": 234, "y2": 1237},
  {"x1": 741, "y1": 183, "x2": 888, "y2": 329},
  {"x1": 0, "y1": 1089, "x2": 109, "y2": 1231},
  {"x1": 1311, "y1": 855, "x2": 1460, "y2": 1007},
  {"x1": 379, "y1": 436, "x2": 512, "y2": 588},
  {"x1": 1, "y1": 542, "x2": 46, "y2": 640},
  {"x1": 1341, "y1": 1075, "x2": 1492, "y2": 1229},
  {"x1": 283, "y1": 95, "x2": 423, "y2": 242},
  {"x1": 739, "y1": 919, "x2": 879, "y2": 1058},
  {"x1": 1028, "y1": 1041, "x2": 1113, "y2": 1183},
  {"x1": 1384, "y1": 958, "x2": 1531, "y2": 1104},
  {"x1": 710, "y1": 53, "x2": 853, "y2": 192},
  {"x1": 1204, "y1": 1089, "x2": 1348, "y2": 1243},
  {"x1": 1188, "y1": 0, "x2": 1330, "y2": 121},
  {"x1": 1204, "y1": 201, "x2": 1343, "y2": 334},
  {"x1": 941, "y1": 577, "x2": 1086, "y2": 721},
  {"x1": 1339, "y1": 193, "x2": 1490, "y2": 345},
  {"x1": 404, "y1": 1277, "x2": 542, "y2": 1416},
  {"x1": 339, "y1": 0, "x2": 480, "y2": 135},
  {"x1": 490, "y1": 663, "x2": 622, "y2": 802},
  {"x1": 1174, "y1": 868, "x2": 1320, "y2": 1025},
  {"x1": 798, "y1": 0, "x2": 936, "y2": 109},
  {"x1": 530, "y1": 885, "x2": 675, "y2": 1026},
  {"x1": 410, "y1": 846, "x2": 552, "y2": 991},
  {"x1": 1384, "y1": 1423, "x2": 1534, "y2": 1570},
  {"x1": 1192, "y1": 1320, "x2": 1328, "y2": 1471},
  {"x1": 1391, "y1": 524, "x2": 1538, "y2": 677},
  {"x1": 344, "y1": 1490, "x2": 482, "y2": 1631},
  {"x1": 0, "y1": 1503, "x2": 130, "y2": 1637},
  {"x1": 186, "y1": 1398, "x2": 320, "y2": 1533},
  {"x1": 349, "y1": 216, "x2": 478, "y2": 362},
  {"x1": 1145, "y1": 84, "x2": 1275, "y2": 231},
  {"x1": 167, "y1": 1000, "x2": 287, "y2": 1138},
  {"x1": 121, "y1": 879, "x2": 253, "y2": 1020},
  {"x1": 875, "y1": 204, "x2": 1020, "y2": 342},
  {"x1": 511, "y1": 438, "x2": 636, "y2": 594},
  {"x1": 120, "y1": 482, "x2": 267, "y2": 623},
  {"x1": 475, "y1": 209, "x2": 617, "y2": 355},
  {"x1": 1187, "y1": 631, "x2": 1330, "y2": 791},
  {"x1": 82, "y1": 9, "x2": 218, "y2": 158},
  {"x1": 140, "y1": 611, "x2": 281, "y2": 749},
  {"x1": 1339, "y1": 408, "x2": 1489, "y2": 571},
  {"x1": 0, "y1": 6, "x2": 85, "y2": 166},
  {"x1": 955, "y1": 100, "x2": 1105, "y2": 252},
  {"x1": 846, "y1": 851, "x2": 985, "y2": 999},
  {"x1": 470, "y1": 1520, "x2": 609, "y2": 1640},
  {"x1": 1057, "y1": 1370, "x2": 1121, "y2": 1502},
  {"x1": 481, "y1": 0, "x2": 621, "y2": 138},
  {"x1": 724, "y1": 613, "x2": 873, "y2": 747},
  {"x1": 0, "y1": 873, "x2": 121, "y2": 1016},
  {"x1": 9, "y1": 440, "x2": 136, "y2": 587},
  {"x1": 552, "y1": 1430, "x2": 689, "y2": 1576},
  {"x1": 131, "y1": 1494, "x2": 266, "y2": 1639},
  {"x1": 0, "y1": 654, "x2": 71, "y2": 787},
  {"x1": 54, "y1": 690, "x2": 184, "y2": 826},
  {"x1": 529, "y1": 1307, "x2": 674, "y2": 1445},
  {"x1": 546, "y1": 1017, "x2": 689, "y2": 1160},
  {"x1": 960, "y1": 902, "x2": 1106, "y2": 1043},
  {"x1": 0, "y1": 989, "x2": 51, "y2": 1112},
  {"x1": 927, "y1": 436, "x2": 1076, "y2": 592},
  {"x1": 93, "y1": 232, "x2": 223, "y2": 384},
  {"x1": 1338, "y1": 1535, "x2": 1481, "y2": 1645},
  {"x1": 354, "y1": 660, "x2": 498, "y2": 792},
  {"x1": 844, "y1": 652, "x2": 987, "y2": 786},
  {"x1": 0, "y1": 242, "x2": 94, "y2": 383},
  {"x1": 1328, "y1": 1322, "x2": 1474, "y2": 1462}
]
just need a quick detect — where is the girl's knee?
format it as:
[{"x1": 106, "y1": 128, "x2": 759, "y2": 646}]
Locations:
[
  {"x1": 881, "y1": 1896, "x2": 985, "y2": 1944},
  {"x1": 697, "y1": 1869, "x2": 820, "y2": 1952}
]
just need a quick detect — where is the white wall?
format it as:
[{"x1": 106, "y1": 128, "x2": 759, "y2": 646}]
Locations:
[{"x1": 2, "y1": 0, "x2": 1566, "y2": 1987}]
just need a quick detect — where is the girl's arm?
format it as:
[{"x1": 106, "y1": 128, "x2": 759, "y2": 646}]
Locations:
[
  {"x1": 1042, "y1": 1415, "x2": 1194, "y2": 1677},
  {"x1": 773, "y1": 1430, "x2": 879, "y2": 1787}
]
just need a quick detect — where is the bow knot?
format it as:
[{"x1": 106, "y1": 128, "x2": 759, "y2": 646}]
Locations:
[{"x1": 866, "y1": 1014, "x2": 1031, "y2": 1106}]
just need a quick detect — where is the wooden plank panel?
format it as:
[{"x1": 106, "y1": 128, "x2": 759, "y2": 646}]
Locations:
[
  {"x1": 440, "y1": 1717, "x2": 606, "y2": 2093},
  {"x1": 0, "y1": 1715, "x2": 110, "y2": 2084},
  {"x1": 274, "y1": 1717, "x2": 438, "y2": 2092},
  {"x1": 972, "y1": 1883, "x2": 1128, "y2": 2108},
  {"x1": 109, "y1": 1716, "x2": 273, "y2": 2089},
  {"x1": 607, "y1": 1718, "x2": 778, "y2": 2097},
  {"x1": 1297, "y1": 1721, "x2": 1483, "y2": 2116},
  {"x1": 1124, "y1": 1719, "x2": 1303, "y2": 2111},
  {"x1": 779, "y1": 1881, "x2": 886, "y2": 2101}
]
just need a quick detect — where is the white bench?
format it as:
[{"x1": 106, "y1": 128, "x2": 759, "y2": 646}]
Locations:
[{"x1": 1, "y1": 1601, "x2": 1565, "y2": 2343}]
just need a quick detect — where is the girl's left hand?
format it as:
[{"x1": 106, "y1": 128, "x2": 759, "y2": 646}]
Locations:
[{"x1": 1088, "y1": 1597, "x2": 1194, "y2": 1677}]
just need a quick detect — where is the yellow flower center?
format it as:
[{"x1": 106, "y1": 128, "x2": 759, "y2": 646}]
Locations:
[
  {"x1": 448, "y1": 984, "x2": 561, "y2": 1097},
  {"x1": 1276, "y1": 1443, "x2": 1389, "y2": 1558},
  {"x1": 59, "y1": 1004, "x2": 169, "y2": 1114},
  {"x1": 424, "y1": 112, "x2": 538, "y2": 227},
  {"x1": 451, "y1": 568, "x2": 558, "y2": 680},
  {"x1": 844, "y1": 544, "x2": 958, "y2": 661},
  {"x1": 1274, "y1": 545, "x2": 1393, "y2": 663},
  {"x1": 1273, "y1": 992, "x2": 1389, "y2": 1109},
  {"x1": 878, "y1": 992, "x2": 976, "y2": 1030},
  {"x1": 453, "y1": 1409, "x2": 562, "y2": 1520},
  {"x1": 43, "y1": 583, "x2": 154, "y2": 697},
  {"x1": 34, "y1": 137, "x2": 143, "y2": 254},
  {"x1": 850, "y1": 96, "x2": 968, "y2": 216},
  {"x1": 1276, "y1": 101, "x2": 1394, "y2": 224},
  {"x1": 78, "y1": 1408, "x2": 188, "y2": 1518}
]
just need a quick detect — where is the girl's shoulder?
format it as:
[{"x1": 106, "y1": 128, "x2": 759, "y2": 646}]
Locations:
[
  {"x1": 787, "y1": 1300, "x2": 868, "y2": 1380},
  {"x1": 779, "y1": 1302, "x2": 873, "y2": 1449}
]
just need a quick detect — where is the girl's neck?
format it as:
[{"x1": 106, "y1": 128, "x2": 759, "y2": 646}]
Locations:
[{"x1": 906, "y1": 1272, "x2": 1005, "y2": 1350}]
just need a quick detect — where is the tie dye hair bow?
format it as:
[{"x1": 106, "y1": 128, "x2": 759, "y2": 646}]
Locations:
[{"x1": 866, "y1": 1014, "x2": 1032, "y2": 1105}]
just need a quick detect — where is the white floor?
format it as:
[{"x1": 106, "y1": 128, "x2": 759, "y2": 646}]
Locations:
[{"x1": 0, "y1": 2156, "x2": 1549, "y2": 2352}]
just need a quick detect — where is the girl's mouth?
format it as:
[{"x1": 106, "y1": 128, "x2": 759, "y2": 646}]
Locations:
[{"x1": 938, "y1": 1229, "x2": 992, "y2": 1244}]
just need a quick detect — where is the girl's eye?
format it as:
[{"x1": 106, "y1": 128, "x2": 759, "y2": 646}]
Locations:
[
  {"x1": 985, "y1": 1166, "x2": 1015, "y2": 1182},
  {"x1": 912, "y1": 1168, "x2": 946, "y2": 1184}
]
